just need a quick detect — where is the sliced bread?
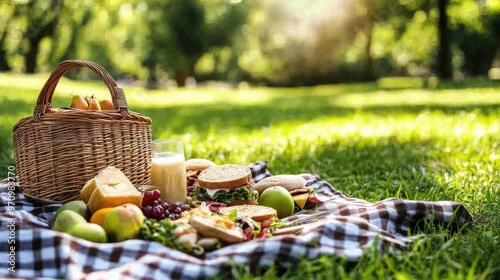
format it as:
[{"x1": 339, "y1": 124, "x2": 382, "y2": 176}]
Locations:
[{"x1": 197, "y1": 164, "x2": 252, "y2": 190}]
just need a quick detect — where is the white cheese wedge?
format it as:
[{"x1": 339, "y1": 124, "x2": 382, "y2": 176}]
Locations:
[{"x1": 81, "y1": 166, "x2": 133, "y2": 203}]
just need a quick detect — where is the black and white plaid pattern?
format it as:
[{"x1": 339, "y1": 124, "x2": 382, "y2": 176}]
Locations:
[{"x1": 0, "y1": 161, "x2": 473, "y2": 279}]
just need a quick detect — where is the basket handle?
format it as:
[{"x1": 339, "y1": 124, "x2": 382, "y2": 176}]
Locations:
[{"x1": 33, "y1": 60, "x2": 129, "y2": 121}]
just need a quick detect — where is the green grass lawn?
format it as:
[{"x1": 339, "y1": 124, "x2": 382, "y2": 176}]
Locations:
[{"x1": 1, "y1": 73, "x2": 499, "y2": 279}]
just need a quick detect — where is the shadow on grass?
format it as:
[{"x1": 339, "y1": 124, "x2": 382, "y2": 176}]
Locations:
[
  {"x1": 140, "y1": 95, "x2": 500, "y2": 137},
  {"x1": 0, "y1": 86, "x2": 500, "y2": 164},
  {"x1": 0, "y1": 86, "x2": 69, "y2": 116},
  {"x1": 1, "y1": 86, "x2": 500, "y2": 167},
  {"x1": 266, "y1": 136, "x2": 446, "y2": 199}
]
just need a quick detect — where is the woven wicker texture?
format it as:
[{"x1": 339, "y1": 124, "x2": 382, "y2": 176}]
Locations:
[{"x1": 13, "y1": 60, "x2": 152, "y2": 204}]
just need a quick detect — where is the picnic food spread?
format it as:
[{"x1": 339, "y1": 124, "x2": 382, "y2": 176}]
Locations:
[
  {"x1": 0, "y1": 60, "x2": 474, "y2": 279},
  {"x1": 49, "y1": 163, "x2": 296, "y2": 254}
]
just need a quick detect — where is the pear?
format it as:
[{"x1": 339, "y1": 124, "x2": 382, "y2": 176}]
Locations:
[
  {"x1": 87, "y1": 95, "x2": 101, "y2": 110},
  {"x1": 69, "y1": 94, "x2": 88, "y2": 110},
  {"x1": 99, "y1": 99, "x2": 114, "y2": 110},
  {"x1": 84, "y1": 95, "x2": 91, "y2": 105}
]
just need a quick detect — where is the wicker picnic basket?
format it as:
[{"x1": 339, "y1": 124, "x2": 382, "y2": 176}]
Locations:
[{"x1": 13, "y1": 60, "x2": 152, "y2": 204}]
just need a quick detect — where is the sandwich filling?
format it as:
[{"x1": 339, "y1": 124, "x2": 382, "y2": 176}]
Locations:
[
  {"x1": 192, "y1": 182, "x2": 256, "y2": 205},
  {"x1": 291, "y1": 188, "x2": 320, "y2": 209}
]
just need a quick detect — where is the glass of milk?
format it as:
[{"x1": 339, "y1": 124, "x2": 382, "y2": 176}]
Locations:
[{"x1": 151, "y1": 139, "x2": 187, "y2": 203}]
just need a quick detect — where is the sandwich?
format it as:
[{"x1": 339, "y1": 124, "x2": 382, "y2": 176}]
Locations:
[
  {"x1": 185, "y1": 158, "x2": 217, "y2": 191},
  {"x1": 218, "y1": 205, "x2": 277, "y2": 241},
  {"x1": 218, "y1": 205, "x2": 277, "y2": 223},
  {"x1": 188, "y1": 203, "x2": 245, "y2": 244},
  {"x1": 192, "y1": 164, "x2": 258, "y2": 206},
  {"x1": 190, "y1": 215, "x2": 245, "y2": 244},
  {"x1": 253, "y1": 175, "x2": 320, "y2": 211}
]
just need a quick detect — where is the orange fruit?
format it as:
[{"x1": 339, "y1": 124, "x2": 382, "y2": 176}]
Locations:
[{"x1": 90, "y1": 208, "x2": 114, "y2": 227}]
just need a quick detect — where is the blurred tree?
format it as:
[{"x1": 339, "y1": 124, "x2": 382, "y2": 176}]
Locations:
[
  {"x1": 450, "y1": 0, "x2": 499, "y2": 76},
  {"x1": 20, "y1": 0, "x2": 64, "y2": 73},
  {"x1": 142, "y1": 0, "x2": 248, "y2": 88},
  {"x1": 49, "y1": 2, "x2": 94, "y2": 64},
  {"x1": 239, "y1": 0, "x2": 373, "y2": 86},
  {"x1": 357, "y1": 0, "x2": 412, "y2": 80},
  {"x1": 364, "y1": 0, "x2": 375, "y2": 80},
  {"x1": 0, "y1": 0, "x2": 101, "y2": 74},
  {"x1": 0, "y1": 2, "x2": 15, "y2": 71},
  {"x1": 50, "y1": 0, "x2": 143, "y2": 80},
  {"x1": 0, "y1": 31, "x2": 9, "y2": 71},
  {"x1": 237, "y1": 0, "x2": 291, "y2": 85},
  {"x1": 1, "y1": 0, "x2": 498, "y2": 85},
  {"x1": 437, "y1": 0, "x2": 452, "y2": 79}
]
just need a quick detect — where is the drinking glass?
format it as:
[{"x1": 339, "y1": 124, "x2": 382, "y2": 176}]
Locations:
[{"x1": 150, "y1": 139, "x2": 187, "y2": 203}]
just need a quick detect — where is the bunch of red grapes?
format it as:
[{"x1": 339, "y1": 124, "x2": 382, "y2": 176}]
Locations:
[{"x1": 141, "y1": 190, "x2": 191, "y2": 220}]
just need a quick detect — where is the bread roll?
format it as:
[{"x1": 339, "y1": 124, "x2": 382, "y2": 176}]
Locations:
[
  {"x1": 219, "y1": 205, "x2": 277, "y2": 222},
  {"x1": 185, "y1": 158, "x2": 216, "y2": 171},
  {"x1": 253, "y1": 175, "x2": 306, "y2": 194}
]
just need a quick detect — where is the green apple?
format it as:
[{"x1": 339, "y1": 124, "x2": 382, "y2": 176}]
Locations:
[
  {"x1": 67, "y1": 223, "x2": 108, "y2": 243},
  {"x1": 103, "y1": 203, "x2": 145, "y2": 242},
  {"x1": 258, "y1": 186, "x2": 295, "y2": 219},
  {"x1": 52, "y1": 210, "x2": 88, "y2": 232},
  {"x1": 52, "y1": 200, "x2": 89, "y2": 224}
]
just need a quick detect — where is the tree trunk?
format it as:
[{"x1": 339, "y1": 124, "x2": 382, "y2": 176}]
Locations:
[
  {"x1": 0, "y1": 31, "x2": 11, "y2": 72},
  {"x1": 146, "y1": 67, "x2": 158, "y2": 89},
  {"x1": 365, "y1": 1, "x2": 375, "y2": 81},
  {"x1": 463, "y1": 42, "x2": 498, "y2": 76},
  {"x1": 175, "y1": 67, "x2": 191, "y2": 87},
  {"x1": 25, "y1": 38, "x2": 40, "y2": 73},
  {"x1": 437, "y1": 0, "x2": 452, "y2": 79}
]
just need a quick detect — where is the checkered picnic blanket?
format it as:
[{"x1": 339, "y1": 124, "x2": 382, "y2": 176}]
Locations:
[{"x1": 0, "y1": 161, "x2": 473, "y2": 279}]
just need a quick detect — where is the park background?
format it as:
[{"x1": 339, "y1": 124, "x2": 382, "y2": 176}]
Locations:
[
  {"x1": 1, "y1": 0, "x2": 500, "y2": 279},
  {"x1": 1, "y1": 0, "x2": 499, "y2": 87}
]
